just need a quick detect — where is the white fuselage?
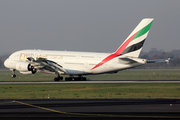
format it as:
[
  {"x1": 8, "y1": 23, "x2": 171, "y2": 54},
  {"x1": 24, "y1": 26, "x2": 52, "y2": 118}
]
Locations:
[{"x1": 4, "y1": 49, "x2": 146, "y2": 76}]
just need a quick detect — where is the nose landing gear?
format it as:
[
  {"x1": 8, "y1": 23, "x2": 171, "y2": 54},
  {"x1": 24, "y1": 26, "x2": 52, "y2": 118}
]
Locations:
[
  {"x1": 11, "y1": 69, "x2": 16, "y2": 78},
  {"x1": 11, "y1": 74, "x2": 16, "y2": 78}
]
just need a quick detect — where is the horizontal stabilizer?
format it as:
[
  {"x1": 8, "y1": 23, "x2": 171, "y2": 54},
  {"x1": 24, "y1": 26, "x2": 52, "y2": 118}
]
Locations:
[{"x1": 146, "y1": 58, "x2": 170, "y2": 64}]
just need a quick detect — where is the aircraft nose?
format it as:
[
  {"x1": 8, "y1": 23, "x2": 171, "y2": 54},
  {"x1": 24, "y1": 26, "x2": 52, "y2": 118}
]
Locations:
[
  {"x1": 4, "y1": 59, "x2": 10, "y2": 68},
  {"x1": 4, "y1": 58, "x2": 16, "y2": 69}
]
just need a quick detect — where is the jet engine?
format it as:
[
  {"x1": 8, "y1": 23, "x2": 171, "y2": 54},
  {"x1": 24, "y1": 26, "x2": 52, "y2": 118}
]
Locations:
[{"x1": 15, "y1": 61, "x2": 37, "y2": 74}]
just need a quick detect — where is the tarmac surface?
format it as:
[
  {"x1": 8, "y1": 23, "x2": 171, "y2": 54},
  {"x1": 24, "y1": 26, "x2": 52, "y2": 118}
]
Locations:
[{"x1": 0, "y1": 99, "x2": 180, "y2": 119}]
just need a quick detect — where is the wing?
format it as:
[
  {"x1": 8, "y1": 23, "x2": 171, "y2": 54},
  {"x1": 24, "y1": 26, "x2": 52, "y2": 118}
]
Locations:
[{"x1": 27, "y1": 57, "x2": 68, "y2": 75}]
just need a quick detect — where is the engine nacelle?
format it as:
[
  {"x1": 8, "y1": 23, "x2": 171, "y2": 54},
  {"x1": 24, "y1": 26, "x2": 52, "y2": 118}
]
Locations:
[
  {"x1": 15, "y1": 61, "x2": 36, "y2": 74},
  {"x1": 16, "y1": 61, "x2": 30, "y2": 72},
  {"x1": 20, "y1": 71, "x2": 33, "y2": 75}
]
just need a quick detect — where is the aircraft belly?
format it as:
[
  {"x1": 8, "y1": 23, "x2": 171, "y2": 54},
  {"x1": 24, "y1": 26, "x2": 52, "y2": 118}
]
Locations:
[
  {"x1": 65, "y1": 69, "x2": 84, "y2": 75},
  {"x1": 64, "y1": 66, "x2": 92, "y2": 75}
]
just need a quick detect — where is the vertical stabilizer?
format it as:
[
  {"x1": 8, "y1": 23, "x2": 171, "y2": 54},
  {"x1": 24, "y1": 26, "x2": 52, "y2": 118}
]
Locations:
[
  {"x1": 114, "y1": 18, "x2": 154, "y2": 57},
  {"x1": 91, "y1": 18, "x2": 154, "y2": 70}
]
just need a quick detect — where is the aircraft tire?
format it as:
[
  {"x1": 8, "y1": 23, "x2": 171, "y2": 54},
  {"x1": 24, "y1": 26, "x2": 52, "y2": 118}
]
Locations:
[
  {"x1": 83, "y1": 77, "x2": 87, "y2": 81},
  {"x1": 11, "y1": 74, "x2": 16, "y2": 78},
  {"x1": 65, "y1": 77, "x2": 70, "y2": 81},
  {"x1": 60, "y1": 76, "x2": 63, "y2": 81},
  {"x1": 65, "y1": 77, "x2": 74, "y2": 81},
  {"x1": 54, "y1": 77, "x2": 60, "y2": 81}
]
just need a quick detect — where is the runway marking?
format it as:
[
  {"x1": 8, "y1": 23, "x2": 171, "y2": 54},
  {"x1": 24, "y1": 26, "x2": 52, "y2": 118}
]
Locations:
[
  {"x1": 0, "y1": 101, "x2": 14, "y2": 105},
  {"x1": 13, "y1": 100, "x2": 67, "y2": 114},
  {"x1": 12, "y1": 100, "x2": 180, "y2": 118}
]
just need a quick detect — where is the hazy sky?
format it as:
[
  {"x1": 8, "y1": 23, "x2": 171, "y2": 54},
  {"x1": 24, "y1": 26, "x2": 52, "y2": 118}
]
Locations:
[{"x1": 0, "y1": 0, "x2": 180, "y2": 55}]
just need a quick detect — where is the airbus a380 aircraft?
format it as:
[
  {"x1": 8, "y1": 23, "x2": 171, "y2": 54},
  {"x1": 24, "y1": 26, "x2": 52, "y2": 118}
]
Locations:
[{"x1": 4, "y1": 18, "x2": 170, "y2": 81}]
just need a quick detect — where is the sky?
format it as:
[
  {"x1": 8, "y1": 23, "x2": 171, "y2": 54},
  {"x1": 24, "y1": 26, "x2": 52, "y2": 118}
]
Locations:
[{"x1": 0, "y1": 0, "x2": 180, "y2": 55}]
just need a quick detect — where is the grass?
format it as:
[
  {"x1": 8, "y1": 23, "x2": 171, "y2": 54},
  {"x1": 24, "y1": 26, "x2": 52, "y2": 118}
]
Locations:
[
  {"x1": 0, "y1": 69, "x2": 180, "y2": 99},
  {"x1": 0, "y1": 83, "x2": 180, "y2": 99},
  {"x1": 1, "y1": 69, "x2": 180, "y2": 81},
  {"x1": 0, "y1": 70, "x2": 56, "y2": 81},
  {"x1": 88, "y1": 69, "x2": 180, "y2": 80}
]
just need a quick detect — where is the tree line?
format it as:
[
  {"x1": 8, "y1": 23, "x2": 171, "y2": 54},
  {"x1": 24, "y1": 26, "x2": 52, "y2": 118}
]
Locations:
[{"x1": 139, "y1": 48, "x2": 180, "y2": 69}]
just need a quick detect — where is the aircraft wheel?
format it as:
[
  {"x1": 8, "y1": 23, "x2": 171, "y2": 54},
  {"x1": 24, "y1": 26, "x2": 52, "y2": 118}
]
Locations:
[
  {"x1": 11, "y1": 74, "x2": 16, "y2": 78},
  {"x1": 60, "y1": 76, "x2": 63, "y2": 81},
  {"x1": 78, "y1": 77, "x2": 83, "y2": 81},
  {"x1": 74, "y1": 77, "x2": 79, "y2": 81},
  {"x1": 65, "y1": 77, "x2": 70, "y2": 81},
  {"x1": 65, "y1": 77, "x2": 73, "y2": 81},
  {"x1": 54, "y1": 77, "x2": 59, "y2": 81},
  {"x1": 83, "y1": 77, "x2": 87, "y2": 81}
]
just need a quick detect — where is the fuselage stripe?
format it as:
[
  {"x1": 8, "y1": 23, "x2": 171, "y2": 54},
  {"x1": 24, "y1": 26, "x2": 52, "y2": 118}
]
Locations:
[{"x1": 121, "y1": 39, "x2": 145, "y2": 55}]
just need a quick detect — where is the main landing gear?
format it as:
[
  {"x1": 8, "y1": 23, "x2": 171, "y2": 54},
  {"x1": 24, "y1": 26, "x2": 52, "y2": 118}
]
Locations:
[
  {"x1": 11, "y1": 69, "x2": 16, "y2": 78},
  {"x1": 65, "y1": 76, "x2": 87, "y2": 81},
  {"x1": 54, "y1": 76, "x2": 63, "y2": 81},
  {"x1": 54, "y1": 75, "x2": 87, "y2": 81}
]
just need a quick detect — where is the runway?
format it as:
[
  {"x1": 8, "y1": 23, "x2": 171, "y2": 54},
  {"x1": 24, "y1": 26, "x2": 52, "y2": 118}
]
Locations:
[
  {"x1": 1, "y1": 80, "x2": 180, "y2": 84},
  {"x1": 0, "y1": 99, "x2": 180, "y2": 118}
]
